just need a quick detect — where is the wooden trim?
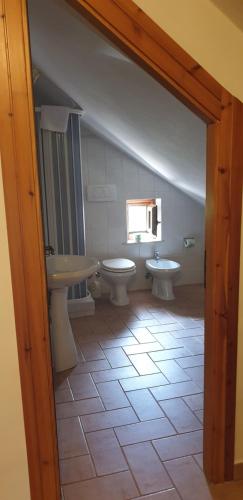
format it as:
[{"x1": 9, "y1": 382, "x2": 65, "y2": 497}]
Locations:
[
  {"x1": 204, "y1": 93, "x2": 243, "y2": 481},
  {"x1": 68, "y1": 0, "x2": 221, "y2": 122},
  {"x1": 127, "y1": 199, "x2": 156, "y2": 206},
  {"x1": 112, "y1": 0, "x2": 222, "y2": 101},
  {"x1": 234, "y1": 463, "x2": 243, "y2": 480},
  {"x1": 0, "y1": 0, "x2": 242, "y2": 495},
  {"x1": 0, "y1": 1, "x2": 60, "y2": 499}
]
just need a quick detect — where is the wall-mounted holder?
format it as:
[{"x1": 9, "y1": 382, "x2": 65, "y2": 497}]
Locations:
[{"x1": 184, "y1": 237, "x2": 195, "y2": 248}]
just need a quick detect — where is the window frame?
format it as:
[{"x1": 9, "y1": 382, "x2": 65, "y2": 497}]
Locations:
[{"x1": 126, "y1": 198, "x2": 162, "y2": 244}]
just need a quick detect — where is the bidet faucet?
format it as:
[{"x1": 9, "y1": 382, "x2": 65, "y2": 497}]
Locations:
[{"x1": 154, "y1": 249, "x2": 160, "y2": 261}]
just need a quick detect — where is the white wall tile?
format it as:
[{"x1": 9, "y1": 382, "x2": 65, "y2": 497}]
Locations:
[{"x1": 81, "y1": 126, "x2": 205, "y2": 291}]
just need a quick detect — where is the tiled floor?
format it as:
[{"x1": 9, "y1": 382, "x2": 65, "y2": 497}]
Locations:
[{"x1": 54, "y1": 285, "x2": 213, "y2": 499}]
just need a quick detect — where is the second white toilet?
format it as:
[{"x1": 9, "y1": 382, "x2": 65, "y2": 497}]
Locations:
[{"x1": 100, "y1": 258, "x2": 136, "y2": 306}]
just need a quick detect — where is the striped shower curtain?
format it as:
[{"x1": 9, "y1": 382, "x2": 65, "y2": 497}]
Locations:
[{"x1": 36, "y1": 113, "x2": 86, "y2": 299}]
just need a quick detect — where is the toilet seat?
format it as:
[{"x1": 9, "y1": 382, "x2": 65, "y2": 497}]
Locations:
[{"x1": 101, "y1": 258, "x2": 136, "y2": 273}]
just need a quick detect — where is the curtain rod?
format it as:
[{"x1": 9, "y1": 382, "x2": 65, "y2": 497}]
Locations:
[{"x1": 35, "y1": 106, "x2": 84, "y2": 116}]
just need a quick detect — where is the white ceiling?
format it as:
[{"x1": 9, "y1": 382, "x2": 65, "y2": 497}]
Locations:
[{"x1": 28, "y1": 0, "x2": 206, "y2": 203}]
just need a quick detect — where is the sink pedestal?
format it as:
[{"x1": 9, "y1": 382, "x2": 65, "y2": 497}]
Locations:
[
  {"x1": 152, "y1": 276, "x2": 175, "y2": 300},
  {"x1": 50, "y1": 286, "x2": 78, "y2": 372}
]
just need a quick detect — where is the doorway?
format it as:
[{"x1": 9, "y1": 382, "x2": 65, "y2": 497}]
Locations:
[{"x1": 0, "y1": 0, "x2": 242, "y2": 499}]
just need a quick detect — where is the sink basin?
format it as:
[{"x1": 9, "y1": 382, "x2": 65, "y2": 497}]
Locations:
[
  {"x1": 46, "y1": 254, "x2": 99, "y2": 372},
  {"x1": 146, "y1": 259, "x2": 180, "y2": 278},
  {"x1": 46, "y1": 255, "x2": 99, "y2": 289}
]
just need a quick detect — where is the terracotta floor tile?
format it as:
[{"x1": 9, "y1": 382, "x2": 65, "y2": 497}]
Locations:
[
  {"x1": 124, "y1": 342, "x2": 163, "y2": 356},
  {"x1": 131, "y1": 327, "x2": 157, "y2": 343},
  {"x1": 62, "y1": 470, "x2": 139, "y2": 500},
  {"x1": 105, "y1": 320, "x2": 133, "y2": 337},
  {"x1": 104, "y1": 347, "x2": 131, "y2": 368},
  {"x1": 55, "y1": 388, "x2": 73, "y2": 404},
  {"x1": 153, "y1": 333, "x2": 184, "y2": 349},
  {"x1": 100, "y1": 337, "x2": 138, "y2": 349},
  {"x1": 81, "y1": 407, "x2": 138, "y2": 432},
  {"x1": 86, "y1": 428, "x2": 128, "y2": 475},
  {"x1": 181, "y1": 338, "x2": 204, "y2": 355},
  {"x1": 156, "y1": 360, "x2": 190, "y2": 383},
  {"x1": 56, "y1": 398, "x2": 104, "y2": 419},
  {"x1": 59, "y1": 455, "x2": 95, "y2": 484},
  {"x1": 54, "y1": 374, "x2": 69, "y2": 391},
  {"x1": 148, "y1": 324, "x2": 183, "y2": 334},
  {"x1": 120, "y1": 373, "x2": 168, "y2": 391},
  {"x1": 127, "y1": 388, "x2": 164, "y2": 421},
  {"x1": 164, "y1": 456, "x2": 212, "y2": 500},
  {"x1": 172, "y1": 317, "x2": 201, "y2": 329},
  {"x1": 115, "y1": 418, "x2": 175, "y2": 445},
  {"x1": 92, "y1": 366, "x2": 138, "y2": 383},
  {"x1": 151, "y1": 313, "x2": 176, "y2": 325},
  {"x1": 172, "y1": 327, "x2": 204, "y2": 339},
  {"x1": 151, "y1": 381, "x2": 201, "y2": 401},
  {"x1": 68, "y1": 373, "x2": 98, "y2": 400},
  {"x1": 123, "y1": 441, "x2": 172, "y2": 495},
  {"x1": 149, "y1": 347, "x2": 191, "y2": 362},
  {"x1": 132, "y1": 308, "x2": 154, "y2": 320},
  {"x1": 193, "y1": 453, "x2": 203, "y2": 470},
  {"x1": 56, "y1": 288, "x2": 207, "y2": 500},
  {"x1": 79, "y1": 342, "x2": 106, "y2": 361},
  {"x1": 96, "y1": 380, "x2": 130, "y2": 410},
  {"x1": 111, "y1": 326, "x2": 134, "y2": 338},
  {"x1": 195, "y1": 409, "x2": 204, "y2": 423},
  {"x1": 126, "y1": 319, "x2": 159, "y2": 329},
  {"x1": 185, "y1": 366, "x2": 204, "y2": 390},
  {"x1": 160, "y1": 398, "x2": 202, "y2": 433},
  {"x1": 129, "y1": 353, "x2": 160, "y2": 375},
  {"x1": 183, "y1": 393, "x2": 204, "y2": 411},
  {"x1": 57, "y1": 417, "x2": 88, "y2": 459},
  {"x1": 176, "y1": 355, "x2": 204, "y2": 368},
  {"x1": 134, "y1": 490, "x2": 181, "y2": 500},
  {"x1": 153, "y1": 430, "x2": 203, "y2": 461},
  {"x1": 72, "y1": 359, "x2": 110, "y2": 374}
]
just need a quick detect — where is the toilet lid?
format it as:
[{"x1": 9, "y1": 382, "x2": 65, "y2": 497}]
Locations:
[{"x1": 102, "y1": 258, "x2": 136, "y2": 273}]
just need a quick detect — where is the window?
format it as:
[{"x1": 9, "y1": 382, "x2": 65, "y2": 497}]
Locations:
[{"x1": 126, "y1": 198, "x2": 162, "y2": 243}]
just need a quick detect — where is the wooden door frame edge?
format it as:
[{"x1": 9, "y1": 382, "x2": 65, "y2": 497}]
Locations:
[{"x1": 0, "y1": 0, "x2": 242, "y2": 497}]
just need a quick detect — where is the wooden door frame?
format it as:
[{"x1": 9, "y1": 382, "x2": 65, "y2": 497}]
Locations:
[{"x1": 0, "y1": 0, "x2": 242, "y2": 497}]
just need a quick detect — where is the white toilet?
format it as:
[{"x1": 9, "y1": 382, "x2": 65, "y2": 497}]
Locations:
[
  {"x1": 100, "y1": 258, "x2": 136, "y2": 306},
  {"x1": 146, "y1": 258, "x2": 181, "y2": 300}
]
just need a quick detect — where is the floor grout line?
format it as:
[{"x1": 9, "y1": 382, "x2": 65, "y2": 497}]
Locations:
[{"x1": 60, "y1": 287, "x2": 208, "y2": 499}]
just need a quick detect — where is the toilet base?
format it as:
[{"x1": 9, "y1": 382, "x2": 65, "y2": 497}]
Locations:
[
  {"x1": 152, "y1": 277, "x2": 175, "y2": 301},
  {"x1": 110, "y1": 284, "x2": 130, "y2": 306}
]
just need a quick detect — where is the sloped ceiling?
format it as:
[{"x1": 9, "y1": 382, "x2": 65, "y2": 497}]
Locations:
[{"x1": 28, "y1": 0, "x2": 206, "y2": 203}]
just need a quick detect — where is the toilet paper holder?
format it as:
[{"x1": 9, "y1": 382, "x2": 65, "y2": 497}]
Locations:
[{"x1": 184, "y1": 237, "x2": 195, "y2": 248}]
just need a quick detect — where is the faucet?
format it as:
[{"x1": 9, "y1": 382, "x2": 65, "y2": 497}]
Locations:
[
  {"x1": 154, "y1": 249, "x2": 160, "y2": 261},
  {"x1": 45, "y1": 245, "x2": 55, "y2": 256}
]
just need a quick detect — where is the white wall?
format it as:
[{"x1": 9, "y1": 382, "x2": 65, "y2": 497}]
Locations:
[{"x1": 82, "y1": 127, "x2": 205, "y2": 292}]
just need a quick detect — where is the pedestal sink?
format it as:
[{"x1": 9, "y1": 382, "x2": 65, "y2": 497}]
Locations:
[{"x1": 46, "y1": 255, "x2": 99, "y2": 372}]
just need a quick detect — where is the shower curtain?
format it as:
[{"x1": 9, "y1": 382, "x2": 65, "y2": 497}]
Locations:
[{"x1": 36, "y1": 112, "x2": 86, "y2": 299}]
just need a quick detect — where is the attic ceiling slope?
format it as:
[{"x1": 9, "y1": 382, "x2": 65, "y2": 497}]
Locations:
[{"x1": 28, "y1": 0, "x2": 206, "y2": 203}]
